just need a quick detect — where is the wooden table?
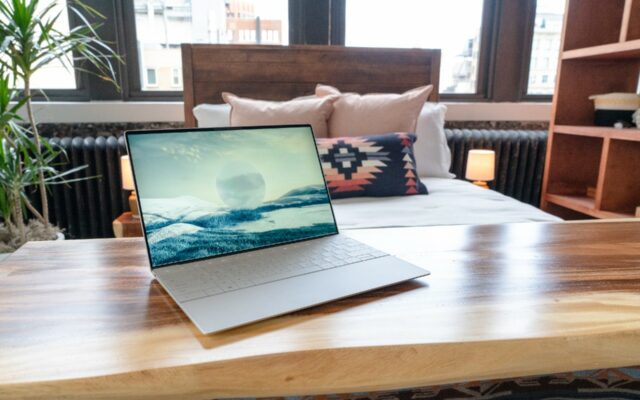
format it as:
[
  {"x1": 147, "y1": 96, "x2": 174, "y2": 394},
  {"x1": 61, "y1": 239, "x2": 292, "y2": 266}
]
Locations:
[{"x1": 1, "y1": 222, "x2": 640, "y2": 399}]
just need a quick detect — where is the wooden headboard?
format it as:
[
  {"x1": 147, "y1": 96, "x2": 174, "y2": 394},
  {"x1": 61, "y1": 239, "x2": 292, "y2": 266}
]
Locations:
[{"x1": 181, "y1": 44, "x2": 441, "y2": 127}]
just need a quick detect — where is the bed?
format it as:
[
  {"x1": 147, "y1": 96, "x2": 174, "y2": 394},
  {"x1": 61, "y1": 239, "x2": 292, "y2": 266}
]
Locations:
[
  {"x1": 180, "y1": 44, "x2": 559, "y2": 228},
  {"x1": 333, "y1": 177, "x2": 558, "y2": 229},
  {"x1": 181, "y1": 44, "x2": 441, "y2": 126}
]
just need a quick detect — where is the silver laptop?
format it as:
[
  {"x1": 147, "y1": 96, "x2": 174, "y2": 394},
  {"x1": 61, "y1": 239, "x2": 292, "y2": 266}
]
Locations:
[{"x1": 125, "y1": 125, "x2": 428, "y2": 334}]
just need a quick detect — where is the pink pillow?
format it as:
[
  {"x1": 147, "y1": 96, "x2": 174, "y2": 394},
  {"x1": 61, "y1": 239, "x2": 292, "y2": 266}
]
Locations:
[
  {"x1": 315, "y1": 84, "x2": 433, "y2": 137},
  {"x1": 221, "y1": 92, "x2": 337, "y2": 138}
]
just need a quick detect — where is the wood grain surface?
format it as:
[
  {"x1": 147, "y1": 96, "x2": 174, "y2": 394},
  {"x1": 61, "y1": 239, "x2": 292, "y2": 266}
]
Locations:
[
  {"x1": 1, "y1": 222, "x2": 640, "y2": 399},
  {"x1": 181, "y1": 44, "x2": 441, "y2": 127}
]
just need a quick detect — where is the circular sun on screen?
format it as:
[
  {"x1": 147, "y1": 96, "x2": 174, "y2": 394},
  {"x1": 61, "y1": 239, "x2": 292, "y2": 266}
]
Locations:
[{"x1": 216, "y1": 162, "x2": 266, "y2": 209}]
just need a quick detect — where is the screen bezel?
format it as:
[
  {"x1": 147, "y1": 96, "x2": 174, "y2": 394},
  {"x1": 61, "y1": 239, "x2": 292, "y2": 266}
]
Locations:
[{"x1": 124, "y1": 124, "x2": 340, "y2": 270}]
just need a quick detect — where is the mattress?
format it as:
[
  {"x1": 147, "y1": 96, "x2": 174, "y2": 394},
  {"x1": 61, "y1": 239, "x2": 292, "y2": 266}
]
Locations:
[{"x1": 332, "y1": 178, "x2": 560, "y2": 230}]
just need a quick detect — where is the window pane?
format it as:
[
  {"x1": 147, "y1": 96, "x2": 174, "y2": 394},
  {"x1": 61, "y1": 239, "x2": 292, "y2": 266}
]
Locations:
[
  {"x1": 172, "y1": 68, "x2": 181, "y2": 86},
  {"x1": 146, "y1": 68, "x2": 158, "y2": 86},
  {"x1": 345, "y1": 0, "x2": 484, "y2": 94},
  {"x1": 12, "y1": 0, "x2": 77, "y2": 89},
  {"x1": 527, "y1": 0, "x2": 565, "y2": 95},
  {"x1": 134, "y1": 0, "x2": 289, "y2": 91}
]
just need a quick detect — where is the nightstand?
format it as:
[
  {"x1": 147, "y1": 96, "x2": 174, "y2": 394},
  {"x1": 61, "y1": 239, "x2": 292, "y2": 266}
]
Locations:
[{"x1": 112, "y1": 212, "x2": 143, "y2": 238}]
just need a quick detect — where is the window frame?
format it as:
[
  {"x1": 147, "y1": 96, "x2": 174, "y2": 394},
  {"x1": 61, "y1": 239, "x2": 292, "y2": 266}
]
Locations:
[
  {"x1": 28, "y1": 0, "x2": 556, "y2": 103},
  {"x1": 440, "y1": 0, "x2": 496, "y2": 101},
  {"x1": 518, "y1": 0, "x2": 562, "y2": 101},
  {"x1": 120, "y1": 0, "x2": 183, "y2": 101}
]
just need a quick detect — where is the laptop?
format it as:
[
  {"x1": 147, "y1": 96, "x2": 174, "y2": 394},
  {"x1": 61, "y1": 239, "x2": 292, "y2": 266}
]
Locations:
[{"x1": 125, "y1": 125, "x2": 428, "y2": 334}]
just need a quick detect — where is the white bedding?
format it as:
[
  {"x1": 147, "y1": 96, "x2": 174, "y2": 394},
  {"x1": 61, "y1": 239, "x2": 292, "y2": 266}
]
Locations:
[{"x1": 332, "y1": 178, "x2": 560, "y2": 230}]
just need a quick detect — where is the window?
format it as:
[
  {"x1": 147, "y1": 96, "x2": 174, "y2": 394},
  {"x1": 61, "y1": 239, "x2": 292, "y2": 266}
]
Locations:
[
  {"x1": 133, "y1": 0, "x2": 289, "y2": 91},
  {"x1": 12, "y1": 0, "x2": 76, "y2": 89},
  {"x1": 345, "y1": 0, "x2": 485, "y2": 94},
  {"x1": 527, "y1": 0, "x2": 565, "y2": 95},
  {"x1": 171, "y1": 68, "x2": 181, "y2": 87},
  {"x1": 146, "y1": 68, "x2": 158, "y2": 87},
  {"x1": 21, "y1": 0, "x2": 558, "y2": 102}
]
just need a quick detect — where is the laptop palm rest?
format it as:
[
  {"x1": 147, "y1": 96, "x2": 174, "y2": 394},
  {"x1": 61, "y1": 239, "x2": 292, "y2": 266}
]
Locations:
[{"x1": 157, "y1": 256, "x2": 428, "y2": 334}]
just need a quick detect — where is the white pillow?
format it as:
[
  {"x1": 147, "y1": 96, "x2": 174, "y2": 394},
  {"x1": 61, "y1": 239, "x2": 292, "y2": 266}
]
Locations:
[
  {"x1": 192, "y1": 103, "x2": 231, "y2": 127},
  {"x1": 192, "y1": 102, "x2": 454, "y2": 178},
  {"x1": 415, "y1": 103, "x2": 454, "y2": 178}
]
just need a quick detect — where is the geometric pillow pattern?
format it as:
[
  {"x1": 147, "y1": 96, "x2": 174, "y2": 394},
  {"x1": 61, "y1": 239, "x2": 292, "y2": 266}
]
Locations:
[{"x1": 316, "y1": 132, "x2": 428, "y2": 199}]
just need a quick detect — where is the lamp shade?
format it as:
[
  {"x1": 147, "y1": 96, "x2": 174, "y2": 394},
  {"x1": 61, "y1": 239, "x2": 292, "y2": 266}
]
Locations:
[
  {"x1": 465, "y1": 149, "x2": 495, "y2": 181},
  {"x1": 120, "y1": 155, "x2": 135, "y2": 191}
]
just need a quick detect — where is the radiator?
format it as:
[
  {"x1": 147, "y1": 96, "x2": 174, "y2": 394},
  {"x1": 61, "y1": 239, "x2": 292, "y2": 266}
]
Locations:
[
  {"x1": 27, "y1": 136, "x2": 130, "y2": 240},
  {"x1": 28, "y1": 130, "x2": 547, "y2": 240},
  {"x1": 446, "y1": 129, "x2": 547, "y2": 207}
]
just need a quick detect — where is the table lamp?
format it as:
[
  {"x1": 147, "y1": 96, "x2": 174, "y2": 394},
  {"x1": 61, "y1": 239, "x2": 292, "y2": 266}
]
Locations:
[
  {"x1": 465, "y1": 149, "x2": 495, "y2": 189},
  {"x1": 120, "y1": 155, "x2": 139, "y2": 218}
]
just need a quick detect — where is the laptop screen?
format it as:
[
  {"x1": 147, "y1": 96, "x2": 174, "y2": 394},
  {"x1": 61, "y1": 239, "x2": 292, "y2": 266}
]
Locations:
[{"x1": 126, "y1": 126, "x2": 338, "y2": 268}]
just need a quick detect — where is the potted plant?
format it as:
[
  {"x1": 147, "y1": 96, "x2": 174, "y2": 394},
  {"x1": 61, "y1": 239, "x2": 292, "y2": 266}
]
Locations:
[
  {"x1": 0, "y1": 68, "x2": 90, "y2": 254},
  {"x1": 0, "y1": 0, "x2": 121, "y2": 252},
  {"x1": 0, "y1": 68, "x2": 31, "y2": 252}
]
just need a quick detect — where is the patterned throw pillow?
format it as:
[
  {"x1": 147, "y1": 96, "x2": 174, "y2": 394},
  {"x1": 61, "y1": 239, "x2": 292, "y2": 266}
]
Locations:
[{"x1": 316, "y1": 133, "x2": 428, "y2": 199}]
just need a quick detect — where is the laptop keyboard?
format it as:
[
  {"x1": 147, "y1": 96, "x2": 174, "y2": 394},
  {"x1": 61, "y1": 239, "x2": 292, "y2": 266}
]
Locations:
[{"x1": 157, "y1": 235, "x2": 388, "y2": 303}]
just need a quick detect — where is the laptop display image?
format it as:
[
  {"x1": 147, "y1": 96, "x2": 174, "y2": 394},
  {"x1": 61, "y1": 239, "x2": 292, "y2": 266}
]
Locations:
[{"x1": 127, "y1": 125, "x2": 338, "y2": 268}]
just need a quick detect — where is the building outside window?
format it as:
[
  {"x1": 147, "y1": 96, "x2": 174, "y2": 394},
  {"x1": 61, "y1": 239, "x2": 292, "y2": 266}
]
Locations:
[
  {"x1": 527, "y1": 0, "x2": 565, "y2": 95},
  {"x1": 345, "y1": 0, "x2": 485, "y2": 94},
  {"x1": 134, "y1": 0, "x2": 288, "y2": 91}
]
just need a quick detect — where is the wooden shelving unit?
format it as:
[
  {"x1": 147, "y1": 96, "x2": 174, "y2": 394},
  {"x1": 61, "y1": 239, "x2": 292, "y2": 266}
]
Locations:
[
  {"x1": 562, "y1": 38, "x2": 640, "y2": 60},
  {"x1": 541, "y1": 0, "x2": 640, "y2": 220}
]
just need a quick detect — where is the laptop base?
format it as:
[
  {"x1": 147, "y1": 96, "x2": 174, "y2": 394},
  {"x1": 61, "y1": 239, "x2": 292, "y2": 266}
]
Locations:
[{"x1": 157, "y1": 255, "x2": 428, "y2": 334}]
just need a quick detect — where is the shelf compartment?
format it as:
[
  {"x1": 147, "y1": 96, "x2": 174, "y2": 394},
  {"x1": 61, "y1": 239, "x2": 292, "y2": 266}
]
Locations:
[
  {"x1": 599, "y1": 139, "x2": 640, "y2": 216},
  {"x1": 546, "y1": 134, "x2": 603, "y2": 197},
  {"x1": 554, "y1": 125, "x2": 640, "y2": 142},
  {"x1": 545, "y1": 194, "x2": 595, "y2": 213},
  {"x1": 543, "y1": 201, "x2": 598, "y2": 220},
  {"x1": 622, "y1": 0, "x2": 640, "y2": 41},
  {"x1": 563, "y1": 0, "x2": 626, "y2": 51},
  {"x1": 554, "y1": 59, "x2": 640, "y2": 126},
  {"x1": 562, "y1": 38, "x2": 640, "y2": 60},
  {"x1": 545, "y1": 194, "x2": 632, "y2": 219}
]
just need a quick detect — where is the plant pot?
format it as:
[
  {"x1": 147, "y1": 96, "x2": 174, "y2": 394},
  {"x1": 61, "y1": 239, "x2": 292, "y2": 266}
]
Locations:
[{"x1": 0, "y1": 230, "x2": 65, "y2": 259}]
